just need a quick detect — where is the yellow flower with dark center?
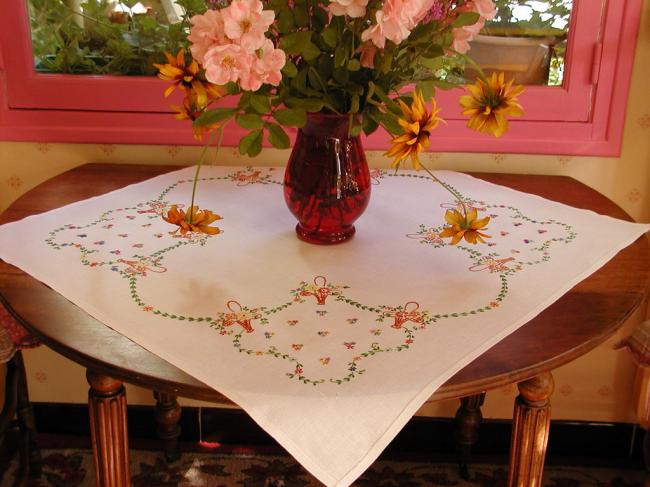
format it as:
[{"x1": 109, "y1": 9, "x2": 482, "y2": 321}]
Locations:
[
  {"x1": 385, "y1": 92, "x2": 444, "y2": 170},
  {"x1": 171, "y1": 92, "x2": 221, "y2": 141},
  {"x1": 162, "y1": 205, "x2": 223, "y2": 235},
  {"x1": 439, "y1": 207, "x2": 491, "y2": 245},
  {"x1": 154, "y1": 49, "x2": 222, "y2": 107},
  {"x1": 459, "y1": 72, "x2": 524, "y2": 138}
]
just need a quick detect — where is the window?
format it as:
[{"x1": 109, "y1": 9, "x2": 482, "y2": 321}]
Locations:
[{"x1": 0, "y1": 0, "x2": 643, "y2": 155}]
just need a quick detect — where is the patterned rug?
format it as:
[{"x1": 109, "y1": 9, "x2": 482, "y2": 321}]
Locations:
[{"x1": 1, "y1": 448, "x2": 646, "y2": 487}]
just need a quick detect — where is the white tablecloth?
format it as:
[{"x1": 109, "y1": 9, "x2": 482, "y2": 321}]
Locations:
[{"x1": 0, "y1": 166, "x2": 647, "y2": 486}]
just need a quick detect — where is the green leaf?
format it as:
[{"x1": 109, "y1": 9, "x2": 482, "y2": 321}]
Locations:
[
  {"x1": 362, "y1": 113, "x2": 379, "y2": 135},
  {"x1": 277, "y1": 10, "x2": 294, "y2": 33},
  {"x1": 415, "y1": 80, "x2": 435, "y2": 100},
  {"x1": 280, "y1": 31, "x2": 312, "y2": 55},
  {"x1": 293, "y1": 4, "x2": 309, "y2": 27},
  {"x1": 334, "y1": 46, "x2": 347, "y2": 68},
  {"x1": 350, "y1": 94, "x2": 360, "y2": 113},
  {"x1": 347, "y1": 59, "x2": 361, "y2": 71},
  {"x1": 266, "y1": 123, "x2": 291, "y2": 149},
  {"x1": 422, "y1": 44, "x2": 445, "y2": 60},
  {"x1": 239, "y1": 129, "x2": 263, "y2": 157},
  {"x1": 349, "y1": 124, "x2": 362, "y2": 136},
  {"x1": 453, "y1": 12, "x2": 480, "y2": 27},
  {"x1": 193, "y1": 108, "x2": 236, "y2": 127},
  {"x1": 273, "y1": 108, "x2": 306, "y2": 127},
  {"x1": 249, "y1": 94, "x2": 271, "y2": 114},
  {"x1": 376, "y1": 111, "x2": 402, "y2": 135},
  {"x1": 236, "y1": 113, "x2": 264, "y2": 130},
  {"x1": 302, "y1": 42, "x2": 321, "y2": 61},
  {"x1": 312, "y1": 6, "x2": 329, "y2": 30},
  {"x1": 322, "y1": 26, "x2": 337, "y2": 48},
  {"x1": 332, "y1": 67, "x2": 349, "y2": 84},
  {"x1": 285, "y1": 97, "x2": 324, "y2": 112},
  {"x1": 370, "y1": 82, "x2": 401, "y2": 115},
  {"x1": 419, "y1": 56, "x2": 444, "y2": 71},
  {"x1": 282, "y1": 60, "x2": 298, "y2": 78}
]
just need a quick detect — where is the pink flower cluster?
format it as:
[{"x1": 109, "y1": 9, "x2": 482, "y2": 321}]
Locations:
[
  {"x1": 360, "y1": 0, "x2": 436, "y2": 48},
  {"x1": 188, "y1": 0, "x2": 286, "y2": 91},
  {"x1": 328, "y1": 0, "x2": 370, "y2": 18},
  {"x1": 451, "y1": 0, "x2": 497, "y2": 53}
]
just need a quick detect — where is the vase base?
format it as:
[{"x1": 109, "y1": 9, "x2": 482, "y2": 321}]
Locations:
[{"x1": 295, "y1": 224, "x2": 355, "y2": 245}]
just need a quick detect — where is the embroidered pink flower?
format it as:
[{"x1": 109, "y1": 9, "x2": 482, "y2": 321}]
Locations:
[
  {"x1": 222, "y1": 0, "x2": 275, "y2": 51},
  {"x1": 188, "y1": 9, "x2": 227, "y2": 64},
  {"x1": 329, "y1": 0, "x2": 369, "y2": 18},
  {"x1": 203, "y1": 44, "x2": 253, "y2": 85}
]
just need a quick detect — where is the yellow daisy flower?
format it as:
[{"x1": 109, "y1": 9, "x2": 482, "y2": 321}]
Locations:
[
  {"x1": 171, "y1": 92, "x2": 221, "y2": 141},
  {"x1": 460, "y1": 72, "x2": 524, "y2": 138},
  {"x1": 439, "y1": 207, "x2": 491, "y2": 245},
  {"x1": 154, "y1": 49, "x2": 222, "y2": 107},
  {"x1": 385, "y1": 92, "x2": 444, "y2": 170}
]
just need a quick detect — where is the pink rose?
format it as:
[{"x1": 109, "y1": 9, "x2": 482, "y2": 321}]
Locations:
[
  {"x1": 203, "y1": 44, "x2": 253, "y2": 85},
  {"x1": 473, "y1": 0, "x2": 497, "y2": 20},
  {"x1": 188, "y1": 10, "x2": 227, "y2": 64},
  {"x1": 329, "y1": 0, "x2": 369, "y2": 18},
  {"x1": 451, "y1": 17, "x2": 485, "y2": 53},
  {"x1": 240, "y1": 39, "x2": 286, "y2": 91},
  {"x1": 222, "y1": 0, "x2": 275, "y2": 51},
  {"x1": 361, "y1": 0, "x2": 435, "y2": 48},
  {"x1": 359, "y1": 43, "x2": 377, "y2": 68}
]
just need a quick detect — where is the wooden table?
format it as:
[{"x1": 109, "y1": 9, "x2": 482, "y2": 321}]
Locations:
[{"x1": 0, "y1": 163, "x2": 648, "y2": 487}]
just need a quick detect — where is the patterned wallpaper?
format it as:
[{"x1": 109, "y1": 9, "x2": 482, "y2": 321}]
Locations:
[{"x1": 0, "y1": 5, "x2": 648, "y2": 422}]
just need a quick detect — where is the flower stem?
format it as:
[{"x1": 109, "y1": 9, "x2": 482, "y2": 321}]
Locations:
[
  {"x1": 418, "y1": 159, "x2": 469, "y2": 217},
  {"x1": 447, "y1": 48, "x2": 490, "y2": 84},
  {"x1": 188, "y1": 129, "x2": 220, "y2": 222}
]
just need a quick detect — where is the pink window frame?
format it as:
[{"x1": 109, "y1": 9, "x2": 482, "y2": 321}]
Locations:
[{"x1": 0, "y1": 0, "x2": 642, "y2": 156}]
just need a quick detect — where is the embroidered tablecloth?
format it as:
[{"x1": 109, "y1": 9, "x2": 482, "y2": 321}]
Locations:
[{"x1": 0, "y1": 166, "x2": 648, "y2": 486}]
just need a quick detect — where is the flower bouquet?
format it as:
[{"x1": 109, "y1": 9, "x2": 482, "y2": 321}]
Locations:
[{"x1": 155, "y1": 0, "x2": 523, "y2": 244}]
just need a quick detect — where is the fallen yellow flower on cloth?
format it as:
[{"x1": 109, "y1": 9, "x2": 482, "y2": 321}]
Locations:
[
  {"x1": 439, "y1": 207, "x2": 491, "y2": 245},
  {"x1": 163, "y1": 205, "x2": 223, "y2": 235}
]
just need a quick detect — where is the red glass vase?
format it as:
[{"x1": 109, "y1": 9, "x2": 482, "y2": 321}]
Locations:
[{"x1": 283, "y1": 113, "x2": 371, "y2": 244}]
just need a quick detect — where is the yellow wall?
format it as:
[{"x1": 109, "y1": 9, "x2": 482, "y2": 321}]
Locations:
[{"x1": 1, "y1": 5, "x2": 649, "y2": 421}]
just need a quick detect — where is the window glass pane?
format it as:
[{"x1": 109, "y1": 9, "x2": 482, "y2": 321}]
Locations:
[
  {"x1": 467, "y1": 0, "x2": 573, "y2": 86},
  {"x1": 28, "y1": 0, "x2": 198, "y2": 75}
]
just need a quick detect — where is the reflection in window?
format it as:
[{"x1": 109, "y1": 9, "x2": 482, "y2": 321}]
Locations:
[
  {"x1": 469, "y1": 0, "x2": 572, "y2": 86},
  {"x1": 28, "y1": 0, "x2": 199, "y2": 75}
]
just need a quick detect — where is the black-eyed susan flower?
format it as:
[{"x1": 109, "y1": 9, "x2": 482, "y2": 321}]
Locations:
[
  {"x1": 385, "y1": 91, "x2": 444, "y2": 170},
  {"x1": 163, "y1": 205, "x2": 223, "y2": 235},
  {"x1": 154, "y1": 49, "x2": 222, "y2": 107},
  {"x1": 439, "y1": 207, "x2": 491, "y2": 245},
  {"x1": 171, "y1": 92, "x2": 221, "y2": 140},
  {"x1": 460, "y1": 72, "x2": 524, "y2": 138}
]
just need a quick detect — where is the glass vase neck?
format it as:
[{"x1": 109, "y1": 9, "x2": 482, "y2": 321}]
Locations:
[{"x1": 302, "y1": 112, "x2": 360, "y2": 138}]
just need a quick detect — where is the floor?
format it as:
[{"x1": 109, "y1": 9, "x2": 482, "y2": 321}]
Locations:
[{"x1": 1, "y1": 442, "x2": 647, "y2": 487}]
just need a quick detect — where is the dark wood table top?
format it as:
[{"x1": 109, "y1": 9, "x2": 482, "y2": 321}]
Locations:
[{"x1": 1, "y1": 163, "x2": 648, "y2": 403}]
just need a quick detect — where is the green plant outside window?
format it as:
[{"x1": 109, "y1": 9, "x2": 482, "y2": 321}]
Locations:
[{"x1": 29, "y1": 0, "x2": 571, "y2": 85}]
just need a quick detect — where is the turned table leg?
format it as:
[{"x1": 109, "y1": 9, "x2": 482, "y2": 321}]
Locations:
[
  {"x1": 15, "y1": 351, "x2": 41, "y2": 479},
  {"x1": 507, "y1": 372, "x2": 554, "y2": 487},
  {"x1": 87, "y1": 370, "x2": 131, "y2": 487},
  {"x1": 153, "y1": 391, "x2": 181, "y2": 462},
  {"x1": 454, "y1": 392, "x2": 486, "y2": 480}
]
